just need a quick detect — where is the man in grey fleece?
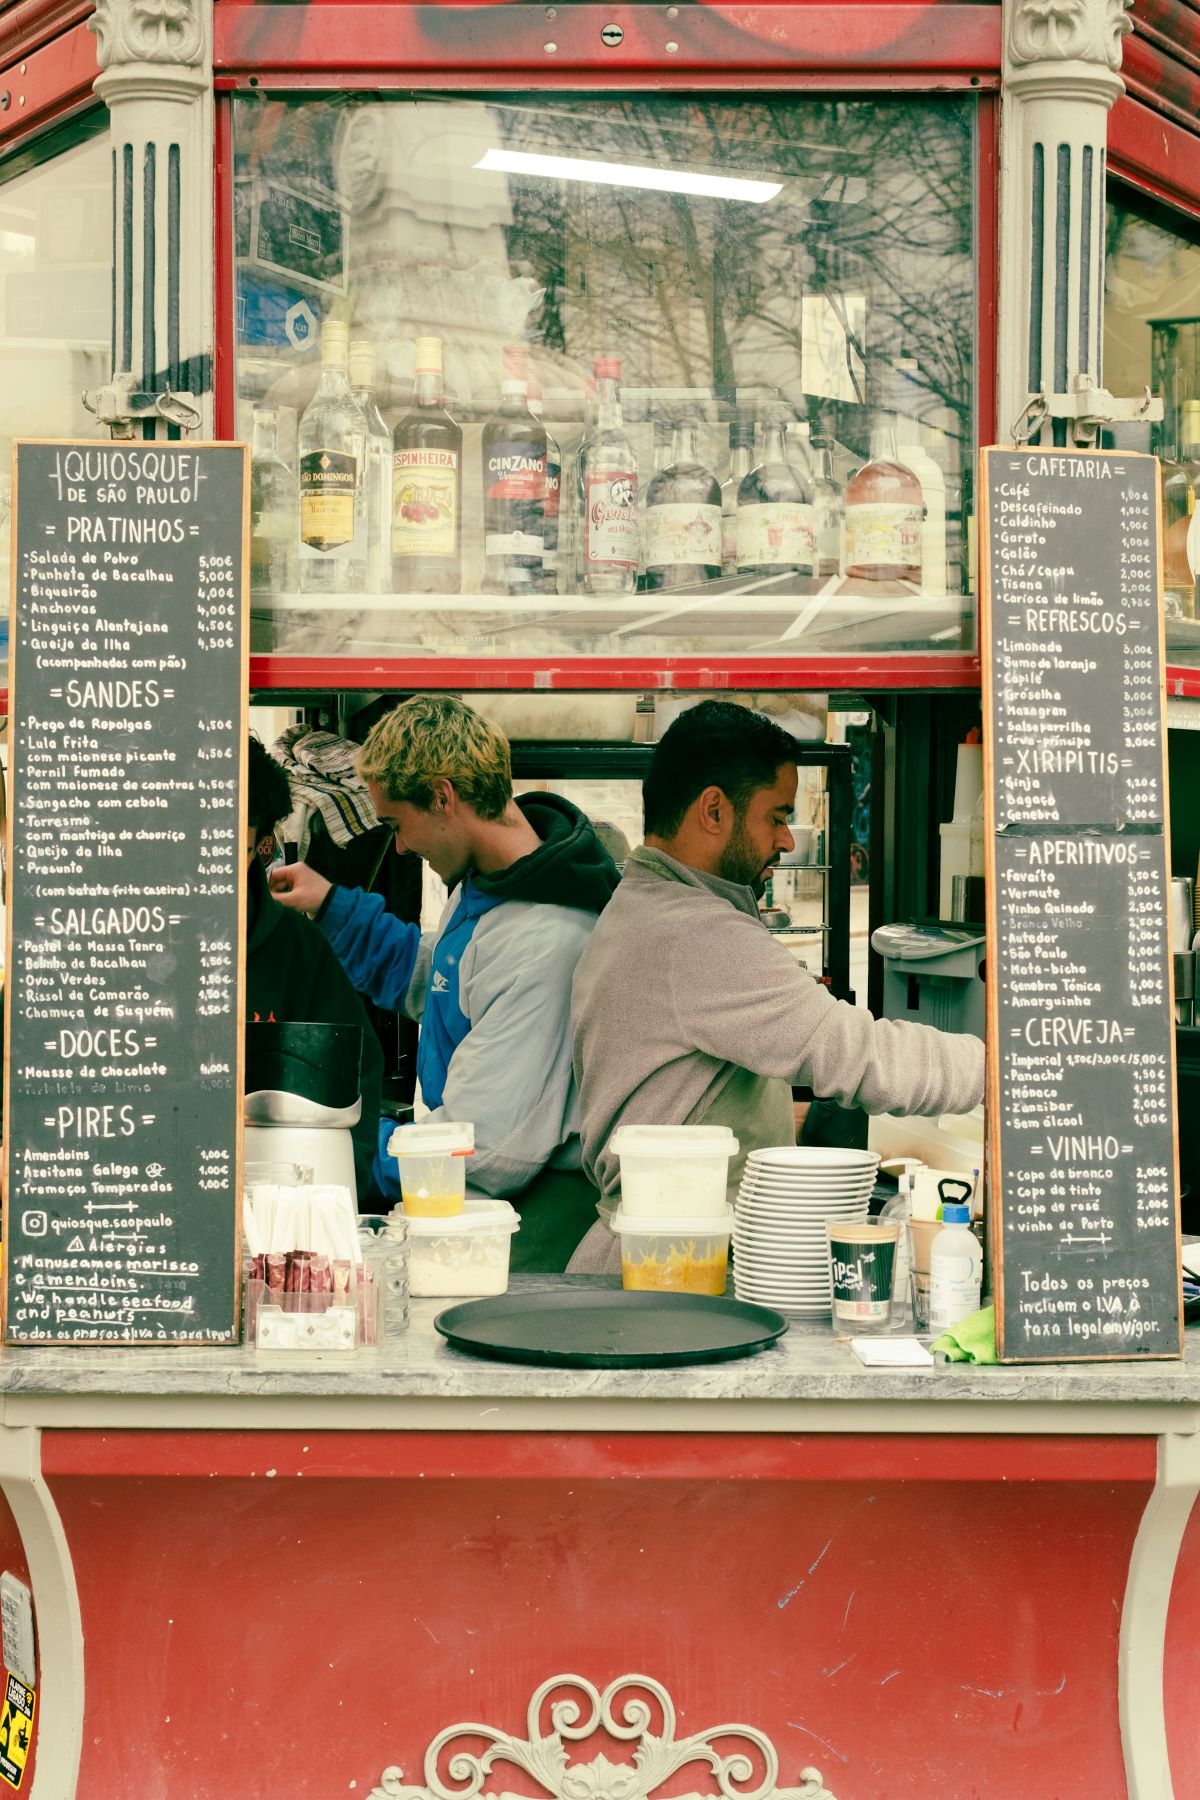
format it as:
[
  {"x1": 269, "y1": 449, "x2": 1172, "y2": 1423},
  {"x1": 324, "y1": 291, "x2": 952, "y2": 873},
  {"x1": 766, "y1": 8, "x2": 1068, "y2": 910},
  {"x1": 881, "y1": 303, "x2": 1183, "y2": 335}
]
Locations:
[{"x1": 570, "y1": 701, "x2": 985, "y2": 1269}]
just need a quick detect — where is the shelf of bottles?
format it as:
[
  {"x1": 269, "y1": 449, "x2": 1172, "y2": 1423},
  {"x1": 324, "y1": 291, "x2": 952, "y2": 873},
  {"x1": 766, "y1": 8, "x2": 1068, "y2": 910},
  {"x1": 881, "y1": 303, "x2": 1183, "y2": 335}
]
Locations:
[{"x1": 235, "y1": 91, "x2": 979, "y2": 671}]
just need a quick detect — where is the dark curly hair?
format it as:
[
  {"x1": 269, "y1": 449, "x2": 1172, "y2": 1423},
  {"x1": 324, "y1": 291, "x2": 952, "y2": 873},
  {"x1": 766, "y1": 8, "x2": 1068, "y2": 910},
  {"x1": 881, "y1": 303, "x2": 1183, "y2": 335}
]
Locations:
[{"x1": 247, "y1": 735, "x2": 293, "y2": 839}]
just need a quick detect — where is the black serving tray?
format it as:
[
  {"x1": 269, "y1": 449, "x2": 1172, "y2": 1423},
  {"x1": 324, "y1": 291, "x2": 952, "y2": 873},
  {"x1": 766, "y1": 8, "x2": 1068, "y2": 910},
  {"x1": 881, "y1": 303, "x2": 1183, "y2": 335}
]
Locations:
[{"x1": 434, "y1": 1290, "x2": 789, "y2": 1369}]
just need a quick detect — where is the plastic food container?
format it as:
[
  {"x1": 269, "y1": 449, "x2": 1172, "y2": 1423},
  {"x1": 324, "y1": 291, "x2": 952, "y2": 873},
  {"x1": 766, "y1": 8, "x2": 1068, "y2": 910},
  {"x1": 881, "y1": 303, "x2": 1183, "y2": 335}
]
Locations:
[
  {"x1": 387, "y1": 1121, "x2": 474, "y2": 1218},
  {"x1": 391, "y1": 1198, "x2": 520, "y2": 1297},
  {"x1": 609, "y1": 1125, "x2": 739, "y2": 1219},
  {"x1": 611, "y1": 1209, "x2": 734, "y2": 1295}
]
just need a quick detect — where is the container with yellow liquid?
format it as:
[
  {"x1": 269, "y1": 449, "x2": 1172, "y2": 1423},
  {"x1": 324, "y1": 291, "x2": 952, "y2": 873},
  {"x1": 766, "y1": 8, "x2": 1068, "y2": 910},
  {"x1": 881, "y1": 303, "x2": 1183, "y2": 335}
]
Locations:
[
  {"x1": 611, "y1": 1210, "x2": 734, "y2": 1296},
  {"x1": 387, "y1": 1120, "x2": 474, "y2": 1219}
]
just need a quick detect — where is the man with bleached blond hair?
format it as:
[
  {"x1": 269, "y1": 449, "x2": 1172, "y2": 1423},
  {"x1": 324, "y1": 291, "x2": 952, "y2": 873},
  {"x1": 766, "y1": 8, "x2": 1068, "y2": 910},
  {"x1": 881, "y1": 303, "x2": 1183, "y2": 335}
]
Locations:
[{"x1": 271, "y1": 694, "x2": 619, "y2": 1268}]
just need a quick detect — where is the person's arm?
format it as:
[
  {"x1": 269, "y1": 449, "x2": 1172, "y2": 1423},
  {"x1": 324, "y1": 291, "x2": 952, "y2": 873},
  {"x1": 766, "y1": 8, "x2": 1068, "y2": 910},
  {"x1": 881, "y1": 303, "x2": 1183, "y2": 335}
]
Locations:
[
  {"x1": 314, "y1": 885, "x2": 431, "y2": 1021},
  {"x1": 302, "y1": 930, "x2": 385, "y2": 1204},
  {"x1": 673, "y1": 910, "x2": 984, "y2": 1118},
  {"x1": 424, "y1": 908, "x2": 590, "y2": 1196}
]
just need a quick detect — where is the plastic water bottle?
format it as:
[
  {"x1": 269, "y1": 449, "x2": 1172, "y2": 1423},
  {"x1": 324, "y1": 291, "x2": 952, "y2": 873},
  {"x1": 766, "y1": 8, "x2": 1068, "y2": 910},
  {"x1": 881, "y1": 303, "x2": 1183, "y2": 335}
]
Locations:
[{"x1": 929, "y1": 1202, "x2": 982, "y2": 1335}]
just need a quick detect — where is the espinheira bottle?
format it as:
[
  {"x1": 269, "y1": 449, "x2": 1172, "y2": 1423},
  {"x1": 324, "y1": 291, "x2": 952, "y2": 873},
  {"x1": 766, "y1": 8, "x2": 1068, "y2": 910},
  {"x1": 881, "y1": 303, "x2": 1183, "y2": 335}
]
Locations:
[
  {"x1": 890, "y1": 360, "x2": 947, "y2": 597},
  {"x1": 643, "y1": 415, "x2": 721, "y2": 590},
  {"x1": 579, "y1": 355, "x2": 639, "y2": 595},
  {"x1": 298, "y1": 318, "x2": 368, "y2": 594},
  {"x1": 391, "y1": 335, "x2": 463, "y2": 596},
  {"x1": 809, "y1": 434, "x2": 844, "y2": 581},
  {"x1": 527, "y1": 365, "x2": 561, "y2": 595},
  {"x1": 736, "y1": 405, "x2": 815, "y2": 580},
  {"x1": 844, "y1": 415, "x2": 923, "y2": 584},
  {"x1": 349, "y1": 339, "x2": 393, "y2": 596},
  {"x1": 482, "y1": 345, "x2": 547, "y2": 597},
  {"x1": 720, "y1": 421, "x2": 755, "y2": 577},
  {"x1": 249, "y1": 406, "x2": 297, "y2": 595}
]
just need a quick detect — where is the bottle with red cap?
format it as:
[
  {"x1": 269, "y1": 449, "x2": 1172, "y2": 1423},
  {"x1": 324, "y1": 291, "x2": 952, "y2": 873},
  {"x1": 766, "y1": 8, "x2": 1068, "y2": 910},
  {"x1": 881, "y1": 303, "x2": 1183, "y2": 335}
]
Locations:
[
  {"x1": 579, "y1": 355, "x2": 639, "y2": 596},
  {"x1": 481, "y1": 345, "x2": 548, "y2": 597}
]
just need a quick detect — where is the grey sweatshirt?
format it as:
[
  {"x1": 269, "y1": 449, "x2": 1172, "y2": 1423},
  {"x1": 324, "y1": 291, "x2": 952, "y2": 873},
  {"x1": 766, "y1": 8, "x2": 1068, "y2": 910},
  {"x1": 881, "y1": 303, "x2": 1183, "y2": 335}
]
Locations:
[{"x1": 572, "y1": 846, "x2": 985, "y2": 1203}]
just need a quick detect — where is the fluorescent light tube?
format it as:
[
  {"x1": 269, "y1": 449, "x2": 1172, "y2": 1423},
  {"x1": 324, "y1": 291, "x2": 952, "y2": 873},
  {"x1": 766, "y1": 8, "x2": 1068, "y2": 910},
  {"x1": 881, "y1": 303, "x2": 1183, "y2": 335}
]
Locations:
[{"x1": 474, "y1": 147, "x2": 781, "y2": 204}]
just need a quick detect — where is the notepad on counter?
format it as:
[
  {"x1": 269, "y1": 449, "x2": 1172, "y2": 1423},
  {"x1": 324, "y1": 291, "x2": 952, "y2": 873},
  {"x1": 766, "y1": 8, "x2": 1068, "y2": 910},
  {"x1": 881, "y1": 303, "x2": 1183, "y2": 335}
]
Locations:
[{"x1": 850, "y1": 1337, "x2": 935, "y2": 1368}]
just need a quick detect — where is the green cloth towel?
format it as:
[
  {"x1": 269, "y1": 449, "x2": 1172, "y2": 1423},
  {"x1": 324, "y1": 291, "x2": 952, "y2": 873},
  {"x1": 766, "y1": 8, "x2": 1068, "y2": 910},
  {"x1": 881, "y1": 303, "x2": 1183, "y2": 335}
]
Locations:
[{"x1": 931, "y1": 1304, "x2": 997, "y2": 1364}]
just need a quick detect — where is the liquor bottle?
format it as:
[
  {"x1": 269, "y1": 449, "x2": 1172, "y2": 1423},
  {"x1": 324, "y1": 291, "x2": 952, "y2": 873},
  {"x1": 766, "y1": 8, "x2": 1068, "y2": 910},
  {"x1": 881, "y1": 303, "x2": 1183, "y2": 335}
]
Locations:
[
  {"x1": 1177, "y1": 398, "x2": 1200, "y2": 617},
  {"x1": 643, "y1": 415, "x2": 722, "y2": 590},
  {"x1": 580, "y1": 355, "x2": 639, "y2": 595},
  {"x1": 736, "y1": 404, "x2": 816, "y2": 580},
  {"x1": 844, "y1": 416, "x2": 923, "y2": 584},
  {"x1": 1161, "y1": 419, "x2": 1193, "y2": 620},
  {"x1": 638, "y1": 417, "x2": 674, "y2": 586},
  {"x1": 890, "y1": 360, "x2": 947, "y2": 596},
  {"x1": 528, "y1": 364, "x2": 561, "y2": 596},
  {"x1": 720, "y1": 421, "x2": 755, "y2": 576},
  {"x1": 571, "y1": 374, "x2": 598, "y2": 589},
  {"x1": 482, "y1": 345, "x2": 547, "y2": 596},
  {"x1": 809, "y1": 434, "x2": 844, "y2": 582},
  {"x1": 249, "y1": 406, "x2": 297, "y2": 595},
  {"x1": 298, "y1": 319, "x2": 368, "y2": 594},
  {"x1": 349, "y1": 339, "x2": 393, "y2": 596},
  {"x1": 391, "y1": 335, "x2": 463, "y2": 596}
]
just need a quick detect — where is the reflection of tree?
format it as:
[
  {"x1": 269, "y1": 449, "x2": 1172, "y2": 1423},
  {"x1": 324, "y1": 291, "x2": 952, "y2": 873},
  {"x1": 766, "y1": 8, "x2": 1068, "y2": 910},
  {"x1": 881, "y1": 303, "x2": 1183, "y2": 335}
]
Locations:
[{"x1": 498, "y1": 93, "x2": 974, "y2": 451}]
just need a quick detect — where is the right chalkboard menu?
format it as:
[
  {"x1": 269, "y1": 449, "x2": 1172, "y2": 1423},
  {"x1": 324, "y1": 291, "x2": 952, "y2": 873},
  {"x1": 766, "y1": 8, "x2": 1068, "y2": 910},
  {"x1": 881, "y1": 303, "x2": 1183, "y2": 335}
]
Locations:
[{"x1": 981, "y1": 445, "x2": 1182, "y2": 1362}]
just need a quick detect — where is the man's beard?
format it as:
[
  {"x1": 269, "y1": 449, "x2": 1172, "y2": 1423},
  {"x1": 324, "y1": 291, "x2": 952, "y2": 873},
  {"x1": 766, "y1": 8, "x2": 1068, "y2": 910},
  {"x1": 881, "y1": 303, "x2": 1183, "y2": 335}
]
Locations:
[{"x1": 717, "y1": 816, "x2": 772, "y2": 897}]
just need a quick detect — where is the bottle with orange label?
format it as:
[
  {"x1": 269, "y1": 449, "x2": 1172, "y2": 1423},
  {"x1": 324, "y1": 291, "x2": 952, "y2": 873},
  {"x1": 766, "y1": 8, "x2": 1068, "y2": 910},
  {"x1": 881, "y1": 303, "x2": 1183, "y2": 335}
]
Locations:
[{"x1": 391, "y1": 336, "x2": 463, "y2": 596}]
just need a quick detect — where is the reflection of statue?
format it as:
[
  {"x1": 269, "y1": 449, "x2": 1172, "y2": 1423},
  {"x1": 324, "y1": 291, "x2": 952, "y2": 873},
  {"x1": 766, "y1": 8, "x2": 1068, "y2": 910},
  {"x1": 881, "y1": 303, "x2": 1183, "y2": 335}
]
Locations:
[{"x1": 333, "y1": 102, "x2": 543, "y2": 410}]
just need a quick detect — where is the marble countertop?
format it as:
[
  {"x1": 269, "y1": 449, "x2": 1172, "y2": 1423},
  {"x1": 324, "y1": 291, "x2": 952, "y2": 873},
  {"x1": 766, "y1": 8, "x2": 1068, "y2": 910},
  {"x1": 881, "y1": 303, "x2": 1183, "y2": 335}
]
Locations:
[{"x1": 0, "y1": 1277, "x2": 1197, "y2": 1417}]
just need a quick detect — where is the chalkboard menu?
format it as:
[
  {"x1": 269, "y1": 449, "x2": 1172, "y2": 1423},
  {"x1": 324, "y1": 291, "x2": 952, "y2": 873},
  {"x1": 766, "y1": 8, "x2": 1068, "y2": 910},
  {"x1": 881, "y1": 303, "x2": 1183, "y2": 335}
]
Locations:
[
  {"x1": 981, "y1": 445, "x2": 1182, "y2": 1362},
  {"x1": 4, "y1": 440, "x2": 248, "y2": 1344}
]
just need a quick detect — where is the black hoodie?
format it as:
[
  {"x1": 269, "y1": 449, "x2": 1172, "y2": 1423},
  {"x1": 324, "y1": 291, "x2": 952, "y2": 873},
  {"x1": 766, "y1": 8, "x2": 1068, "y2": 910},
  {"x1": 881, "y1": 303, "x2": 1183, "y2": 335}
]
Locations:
[{"x1": 472, "y1": 793, "x2": 620, "y2": 914}]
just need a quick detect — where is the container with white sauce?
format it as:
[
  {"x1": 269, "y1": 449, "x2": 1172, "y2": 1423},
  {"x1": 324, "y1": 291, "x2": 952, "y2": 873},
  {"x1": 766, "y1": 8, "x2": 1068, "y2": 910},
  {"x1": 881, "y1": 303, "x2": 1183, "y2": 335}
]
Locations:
[{"x1": 388, "y1": 1198, "x2": 520, "y2": 1297}]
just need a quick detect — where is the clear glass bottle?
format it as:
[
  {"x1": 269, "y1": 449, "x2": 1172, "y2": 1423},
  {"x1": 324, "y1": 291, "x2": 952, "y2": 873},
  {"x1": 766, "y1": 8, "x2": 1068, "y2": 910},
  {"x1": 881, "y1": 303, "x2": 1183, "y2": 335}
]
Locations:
[
  {"x1": 736, "y1": 405, "x2": 815, "y2": 580},
  {"x1": 482, "y1": 344, "x2": 547, "y2": 597},
  {"x1": 298, "y1": 318, "x2": 368, "y2": 594},
  {"x1": 580, "y1": 355, "x2": 639, "y2": 595},
  {"x1": 890, "y1": 360, "x2": 947, "y2": 597},
  {"x1": 349, "y1": 339, "x2": 393, "y2": 596},
  {"x1": 249, "y1": 406, "x2": 297, "y2": 595},
  {"x1": 720, "y1": 421, "x2": 755, "y2": 577},
  {"x1": 1161, "y1": 423, "x2": 1193, "y2": 621},
  {"x1": 528, "y1": 364, "x2": 561, "y2": 596},
  {"x1": 571, "y1": 374, "x2": 598, "y2": 589},
  {"x1": 844, "y1": 416, "x2": 924, "y2": 584},
  {"x1": 391, "y1": 335, "x2": 463, "y2": 596},
  {"x1": 638, "y1": 417, "x2": 675, "y2": 587},
  {"x1": 643, "y1": 416, "x2": 722, "y2": 591},
  {"x1": 809, "y1": 434, "x2": 844, "y2": 581},
  {"x1": 1173, "y1": 398, "x2": 1200, "y2": 619}
]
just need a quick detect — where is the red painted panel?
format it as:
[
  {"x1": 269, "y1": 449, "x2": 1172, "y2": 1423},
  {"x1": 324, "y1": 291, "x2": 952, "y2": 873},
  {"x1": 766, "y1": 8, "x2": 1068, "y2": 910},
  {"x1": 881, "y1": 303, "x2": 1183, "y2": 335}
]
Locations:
[
  {"x1": 213, "y1": 4, "x2": 1002, "y2": 77},
  {"x1": 46, "y1": 1454, "x2": 1149, "y2": 1800},
  {"x1": 1122, "y1": 36, "x2": 1200, "y2": 144},
  {"x1": 39, "y1": 1428, "x2": 1159, "y2": 1484},
  {"x1": 0, "y1": 0, "x2": 91, "y2": 70},
  {"x1": 246, "y1": 653, "x2": 984, "y2": 693},
  {"x1": 0, "y1": 17, "x2": 99, "y2": 147},
  {"x1": 1165, "y1": 1487, "x2": 1200, "y2": 1795}
]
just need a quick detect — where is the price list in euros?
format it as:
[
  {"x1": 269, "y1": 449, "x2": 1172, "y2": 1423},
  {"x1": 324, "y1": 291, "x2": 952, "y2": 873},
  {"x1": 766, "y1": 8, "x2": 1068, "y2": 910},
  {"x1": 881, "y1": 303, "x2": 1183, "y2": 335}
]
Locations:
[
  {"x1": 3, "y1": 441, "x2": 248, "y2": 1345},
  {"x1": 982, "y1": 446, "x2": 1181, "y2": 1362}
]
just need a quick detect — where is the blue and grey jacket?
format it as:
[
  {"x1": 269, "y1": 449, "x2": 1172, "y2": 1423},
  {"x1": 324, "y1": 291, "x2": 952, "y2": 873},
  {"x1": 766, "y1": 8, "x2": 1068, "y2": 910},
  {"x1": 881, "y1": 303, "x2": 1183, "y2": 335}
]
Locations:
[{"x1": 318, "y1": 793, "x2": 619, "y2": 1197}]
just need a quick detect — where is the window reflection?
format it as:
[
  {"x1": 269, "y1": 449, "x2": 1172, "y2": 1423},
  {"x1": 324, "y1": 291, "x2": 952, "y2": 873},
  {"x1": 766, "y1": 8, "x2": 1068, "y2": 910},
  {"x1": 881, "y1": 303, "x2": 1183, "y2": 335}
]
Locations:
[
  {"x1": 0, "y1": 122, "x2": 112, "y2": 598},
  {"x1": 1105, "y1": 190, "x2": 1200, "y2": 653},
  {"x1": 233, "y1": 93, "x2": 977, "y2": 661}
]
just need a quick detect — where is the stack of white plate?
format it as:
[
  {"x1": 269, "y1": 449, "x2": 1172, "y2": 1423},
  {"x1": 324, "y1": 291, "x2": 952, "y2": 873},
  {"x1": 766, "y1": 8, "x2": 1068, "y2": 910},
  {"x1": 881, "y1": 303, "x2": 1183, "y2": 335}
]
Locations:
[{"x1": 732, "y1": 1146, "x2": 880, "y2": 1316}]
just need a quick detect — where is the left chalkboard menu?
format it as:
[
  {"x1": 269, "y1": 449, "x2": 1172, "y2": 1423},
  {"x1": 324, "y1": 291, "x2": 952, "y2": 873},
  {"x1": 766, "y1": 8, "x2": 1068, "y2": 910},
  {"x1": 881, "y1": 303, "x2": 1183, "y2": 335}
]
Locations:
[{"x1": 4, "y1": 440, "x2": 248, "y2": 1344}]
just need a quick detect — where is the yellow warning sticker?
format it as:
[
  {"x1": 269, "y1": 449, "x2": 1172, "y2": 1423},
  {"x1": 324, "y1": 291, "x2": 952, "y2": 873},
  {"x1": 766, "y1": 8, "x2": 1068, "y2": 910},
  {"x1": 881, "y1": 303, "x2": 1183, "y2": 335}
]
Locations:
[{"x1": 0, "y1": 1671, "x2": 34, "y2": 1789}]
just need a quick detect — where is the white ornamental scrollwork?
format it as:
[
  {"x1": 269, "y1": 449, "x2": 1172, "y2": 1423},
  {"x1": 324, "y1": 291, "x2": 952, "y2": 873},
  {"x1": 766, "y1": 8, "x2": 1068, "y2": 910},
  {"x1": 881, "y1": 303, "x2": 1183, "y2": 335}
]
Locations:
[
  {"x1": 1006, "y1": 0, "x2": 1133, "y2": 71},
  {"x1": 368, "y1": 1675, "x2": 840, "y2": 1800},
  {"x1": 89, "y1": 0, "x2": 205, "y2": 69}
]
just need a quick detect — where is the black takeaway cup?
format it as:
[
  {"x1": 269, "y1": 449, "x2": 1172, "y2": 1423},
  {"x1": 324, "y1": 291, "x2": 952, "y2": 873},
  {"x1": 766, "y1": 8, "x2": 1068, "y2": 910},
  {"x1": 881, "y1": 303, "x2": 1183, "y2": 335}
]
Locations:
[{"x1": 826, "y1": 1220, "x2": 901, "y2": 1330}]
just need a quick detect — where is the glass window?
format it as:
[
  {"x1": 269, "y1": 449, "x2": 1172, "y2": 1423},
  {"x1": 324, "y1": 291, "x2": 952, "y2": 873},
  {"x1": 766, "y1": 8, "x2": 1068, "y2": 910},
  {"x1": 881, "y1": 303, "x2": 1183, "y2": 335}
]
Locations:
[
  {"x1": 233, "y1": 92, "x2": 978, "y2": 666},
  {"x1": 0, "y1": 120, "x2": 112, "y2": 599},
  {"x1": 1104, "y1": 186, "x2": 1200, "y2": 662}
]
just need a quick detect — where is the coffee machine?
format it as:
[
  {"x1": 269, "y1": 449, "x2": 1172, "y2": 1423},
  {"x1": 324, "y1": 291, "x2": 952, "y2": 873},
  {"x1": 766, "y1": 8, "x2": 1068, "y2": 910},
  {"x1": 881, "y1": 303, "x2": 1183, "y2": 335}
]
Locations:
[{"x1": 245, "y1": 1021, "x2": 364, "y2": 1201}]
